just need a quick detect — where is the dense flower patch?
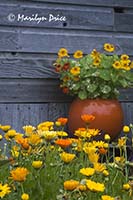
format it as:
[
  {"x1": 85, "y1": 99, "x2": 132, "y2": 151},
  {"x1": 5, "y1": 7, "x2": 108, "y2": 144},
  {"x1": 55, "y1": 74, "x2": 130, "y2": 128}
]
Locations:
[{"x1": 0, "y1": 116, "x2": 133, "y2": 200}]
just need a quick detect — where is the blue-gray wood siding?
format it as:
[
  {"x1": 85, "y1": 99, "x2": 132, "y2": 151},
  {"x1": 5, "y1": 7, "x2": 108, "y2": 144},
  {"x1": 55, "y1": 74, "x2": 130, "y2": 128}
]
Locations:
[{"x1": 0, "y1": 0, "x2": 133, "y2": 134}]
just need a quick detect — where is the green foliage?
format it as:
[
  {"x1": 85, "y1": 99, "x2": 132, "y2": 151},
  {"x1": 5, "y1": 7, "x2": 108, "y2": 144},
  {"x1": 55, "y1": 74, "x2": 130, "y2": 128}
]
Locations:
[{"x1": 54, "y1": 45, "x2": 133, "y2": 99}]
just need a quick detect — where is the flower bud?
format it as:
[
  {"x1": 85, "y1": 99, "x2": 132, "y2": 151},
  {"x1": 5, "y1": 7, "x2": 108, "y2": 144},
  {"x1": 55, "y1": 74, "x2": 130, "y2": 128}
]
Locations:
[{"x1": 123, "y1": 125, "x2": 130, "y2": 133}]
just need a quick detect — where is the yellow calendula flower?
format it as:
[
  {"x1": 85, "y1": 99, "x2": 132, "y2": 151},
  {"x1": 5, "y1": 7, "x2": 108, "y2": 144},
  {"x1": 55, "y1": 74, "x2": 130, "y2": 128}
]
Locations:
[
  {"x1": 123, "y1": 183, "x2": 130, "y2": 190},
  {"x1": 104, "y1": 134, "x2": 111, "y2": 141},
  {"x1": 123, "y1": 125, "x2": 130, "y2": 133},
  {"x1": 86, "y1": 179, "x2": 105, "y2": 192},
  {"x1": 21, "y1": 193, "x2": 30, "y2": 200},
  {"x1": 112, "y1": 61, "x2": 121, "y2": 69},
  {"x1": 118, "y1": 137, "x2": 126, "y2": 148},
  {"x1": 77, "y1": 184, "x2": 87, "y2": 191},
  {"x1": 0, "y1": 125, "x2": 11, "y2": 132},
  {"x1": 70, "y1": 66, "x2": 80, "y2": 76},
  {"x1": 41, "y1": 131, "x2": 57, "y2": 140},
  {"x1": 94, "y1": 162, "x2": 106, "y2": 173},
  {"x1": 0, "y1": 134, "x2": 2, "y2": 140},
  {"x1": 104, "y1": 43, "x2": 115, "y2": 52},
  {"x1": 89, "y1": 152, "x2": 100, "y2": 164},
  {"x1": 10, "y1": 167, "x2": 29, "y2": 182},
  {"x1": 28, "y1": 134, "x2": 41, "y2": 145},
  {"x1": 32, "y1": 161, "x2": 43, "y2": 169},
  {"x1": 0, "y1": 183, "x2": 11, "y2": 198},
  {"x1": 23, "y1": 125, "x2": 36, "y2": 136},
  {"x1": 4, "y1": 129, "x2": 17, "y2": 140},
  {"x1": 57, "y1": 131, "x2": 68, "y2": 137},
  {"x1": 55, "y1": 121, "x2": 61, "y2": 126},
  {"x1": 80, "y1": 167, "x2": 95, "y2": 176},
  {"x1": 37, "y1": 121, "x2": 54, "y2": 131},
  {"x1": 58, "y1": 48, "x2": 69, "y2": 58},
  {"x1": 101, "y1": 195, "x2": 114, "y2": 200},
  {"x1": 103, "y1": 170, "x2": 109, "y2": 176},
  {"x1": 60, "y1": 152, "x2": 76, "y2": 163},
  {"x1": 114, "y1": 156, "x2": 125, "y2": 164},
  {"x1": 73, "y1": 50, "x2": 83, "y2": 58},
  {"x1": 11, "y1": 145, "x2": 20, "y2": 158},
  {"x1": 64, "y1": 180, "x2": 79, "y2": 191}
]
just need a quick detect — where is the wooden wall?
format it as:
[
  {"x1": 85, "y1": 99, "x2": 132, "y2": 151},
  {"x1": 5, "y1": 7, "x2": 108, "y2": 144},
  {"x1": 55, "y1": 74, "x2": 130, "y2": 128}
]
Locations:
[{"x1": 0, "y1": 0, "x2": 133, "y2": 133}]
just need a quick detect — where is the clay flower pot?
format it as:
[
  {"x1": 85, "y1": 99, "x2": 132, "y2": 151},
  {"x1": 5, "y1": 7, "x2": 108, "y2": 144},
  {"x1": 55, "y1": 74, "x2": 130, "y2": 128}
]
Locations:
[{"x1": 68, "y1": 98, "x2": 124, "y2": 140}]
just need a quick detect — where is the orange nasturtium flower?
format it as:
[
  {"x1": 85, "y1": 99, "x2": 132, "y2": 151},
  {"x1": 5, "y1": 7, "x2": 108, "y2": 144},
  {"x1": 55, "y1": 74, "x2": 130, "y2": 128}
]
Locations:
[
  {"x1": 64, "y1": 180, "x2": 79, "y2": 191},
  {"x1": 10, "y1": 167, "x2": 29, "y2": 182},
  {"x1": 56, "y1": 118, "x2": 68, "y2": 126},
  {"x1": 81, "y1": 114, "x2": 95, "y2": 124},
  {"x1": 55, "y1": 139, "x2": 72, "y2": 148}
]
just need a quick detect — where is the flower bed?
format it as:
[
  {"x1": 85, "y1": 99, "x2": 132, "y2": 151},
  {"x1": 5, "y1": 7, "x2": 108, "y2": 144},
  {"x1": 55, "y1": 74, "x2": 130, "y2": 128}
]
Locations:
[{"x1": 0, "y1": 116, "x2": 133, "y2": 200}]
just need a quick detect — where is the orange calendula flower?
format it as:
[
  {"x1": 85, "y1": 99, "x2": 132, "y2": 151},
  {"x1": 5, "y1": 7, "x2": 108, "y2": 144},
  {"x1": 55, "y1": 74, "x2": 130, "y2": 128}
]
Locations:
[
  {"x1": 64, "y1": 180, "x2": 79, "y2": 191},
  {"x1": 55, "y1": 139, "x2": 72, "y2": 148},
  {"x1": 16, "y1": 137, "x2": 29, "y2": 150},
  {"x1": 104, "y1": 43, "x2": 115, "y2": 52},
  {"x1": 56, "y1": 118, "x2": 68, "y2": 126},
  {"x1": 73, "y1": 50, "x2": 83, "y2": 58},
  {"x1": 99, "y1": 148, "x2": 108, "y2": 155},
  {"x1": 58, "y1": 48, "x2": 69, "y2": 58},
  {"x1": 10, "y1": 167, "x2": 29, "y2": 182},
  {"x1": 60, "y1": 152, "x2": 76, "y2": 163},
  {"x1": 81, "y1": 114, "x2": 95, "y2": 124}
]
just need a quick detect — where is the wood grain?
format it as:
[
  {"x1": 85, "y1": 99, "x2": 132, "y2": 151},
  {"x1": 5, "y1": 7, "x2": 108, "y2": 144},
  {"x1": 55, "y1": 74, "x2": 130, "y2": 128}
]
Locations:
[
  {"x1": 0, "y1": 78, "x2": 132, "y2": 103},
  {"x1": 0, "y1": 3, "x2": 114, "y2": 31}
]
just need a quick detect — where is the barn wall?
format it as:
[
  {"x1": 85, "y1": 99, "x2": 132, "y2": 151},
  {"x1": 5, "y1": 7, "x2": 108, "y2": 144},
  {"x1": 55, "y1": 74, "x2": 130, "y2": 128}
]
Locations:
[{"x1": 0, "y1": 0, "x2": 133, "y2": 133}]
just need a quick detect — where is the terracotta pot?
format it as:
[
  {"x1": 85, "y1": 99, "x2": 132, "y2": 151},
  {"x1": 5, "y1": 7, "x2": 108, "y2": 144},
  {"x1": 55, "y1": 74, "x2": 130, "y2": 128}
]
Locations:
[{"x1": 68, "y1": 98, "x2": 124, "y2": 140}]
